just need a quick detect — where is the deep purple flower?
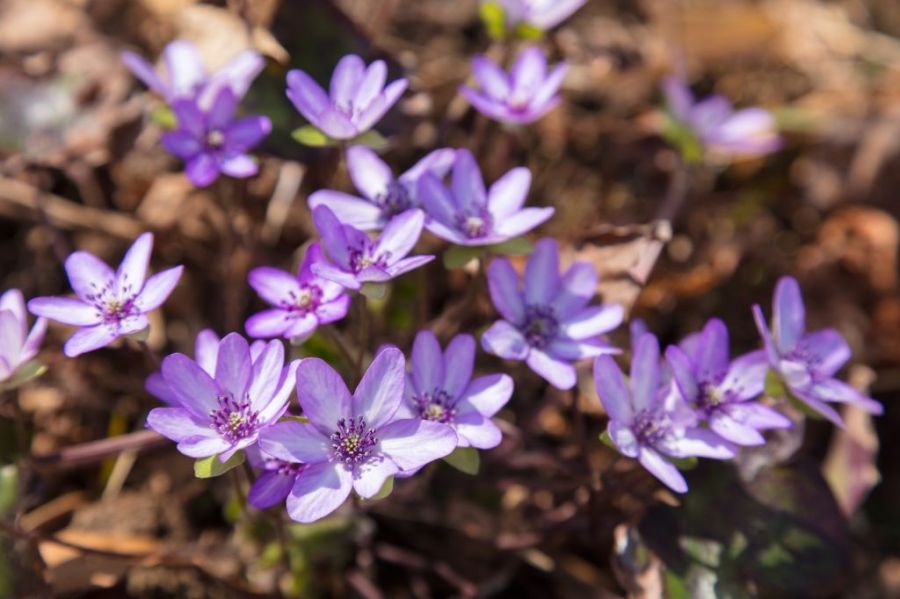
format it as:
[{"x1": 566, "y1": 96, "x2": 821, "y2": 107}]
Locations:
[
  {"x1": 417, "y1": 149, "x2": 553, "y2": 246},
  {"x1": 146, "y1": 333, "x2": 300, "y2": 461},
  {"x1": 310, "y1": 206, "x2": 434, "y2": 290},
  {"x1": 0, "y1": 289, "x2": 47, "y2": 388},
  {"x1": 665, "y1": 318, "x2": 791, "y2": 446},
  {"x1": 594, "y1": 333, "x2": 736, "y2": 493},
  {"x1": 460, "y1": 47, "x2": 567, "y2": 126},
  {"x1": 492, "y1": 0, "x2": 586, "y2": 30},
  {"x1": 245, "y1": 446, "x2": 307, "y2": 509},
  {"x1": 308, "y1": 145, "x2": 456, "y2": 230},
  {"x1": 28, "y1": 233, "x2": 183, "y2": 358},
  {"x1": 258, "y1": 347, "x2": 457, "y2": 523},
  {"x1": 146, "y1": 329, "x2": 266, "y2": 406},
  {"x1": 245, "y1": 243, "x2": 350, "y2": 342},
  {"x1": 663, "y1": 76, "x2": 782, "y2": 159},
  {"x1": 395, "y1": 330, "x2": 513, "y2": 449},
  {"x1": 162, "y1": 88, "x2": 271, "y2": 187},
  {"x1": 482, "y1": 238, "x2": 622, "y2": 390},
  {"x1": 286, "y1": 54, "x2": 408, "y2": 141},
  {"x1": 122, "y1": 40, "x2": 263, "y2": 108},
  {"x1": 752, "y1": 277, "x2": 882, "y2": 426}
]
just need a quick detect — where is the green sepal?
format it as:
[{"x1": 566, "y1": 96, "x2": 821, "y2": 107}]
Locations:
[
  {"x1": 126, "y1": 326, "x2": 150, "y2": 342},
  {"x1": 292, "y1": 125, "x2": 334, "y2": 147},
  {"x1": 366, "y1": 476, "x2": 394, "y2": 501},
  {"x1": 479, "y1": 1, "x2": 507, "y2": 40},
  {"x1": 151, "y1": 104, "x2": 177, "y2": 129},
  {"x1": 666, "y1": 456, "x2": 699, "y2": 471},
  {"x1": 514, "y1": 22, "x2": 544, "y2": 40},
  {"x1": 490, "y1": 236, "x2": 533, "y2": 257},
  {"x1": 0, "y1": 465, "x2": 18, "y2": 517},
  {"x1": 661, "y1": 112, "x2": 704, "y2": 164},
  {"x1": 443, "y1": 245, "x2": 484, "y2": 269},
  {"x1": 351, "y1": 129, "x2": 389, "y2": 150},
  {"x1": 360, "y1": 282, "x2": 388, "y2": 300},
  {"x1": 443, "y1": 447, "x2": 480, "y2": 475},
  {"x1": 599, "y1": 429, "x2": 617, "y2": 450},
  {"x1": 194, "y1": 451, "x2": 245, "y2": 479},
  {"x1": 0, "y1": 360, "x2": 46, "y2": 392}
]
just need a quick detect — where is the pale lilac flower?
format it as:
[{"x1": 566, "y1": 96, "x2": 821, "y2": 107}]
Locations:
[
  {"x1": 258, "y1": 347, "x2": 457, "y2": 523},
  {"x1": 162, "y1": 88, "x2": 270, "y2": 187},
  {"x1": 396, "y1": 330, "x2": 513, "y2": 449},
  {"x1": 308, "y1": 145, "x2": 456, "y2": 230},
  {"x1": 245, "y1": 446, "x2": 307, "y2": 509},
  {"x1": 122, "y1": 40, "x2": 264, "y2": 108},
  {"x1": 286, "y1": 54, "x2": 407, "y2": 141},
  {"x1": 311, "y1": 206, "x2": 434, "y2": 290},
  {"x1": 665, "y1": 318, "x2": 791, "y2": 446},
  {"x1": 146, "y1": 333, "x2": 300, "y2": 461},
  {"x1": 146, "y1": 329, "x2": 266, "y2": 405},
  {"x1": 460, "y1": 47, "x2": 567, "y2": 126},
  {"x1": 417, "y1": 149, "x2": 553, "y2": 246},
  {"x1": 482, "y1": 238, "x2": 622, "y2": 390},
  {"x1": 0, "y1": 289, "x2": 47, "y2": 388},
  {"x1": 752, "y1": 276, "x2": 883, "y2": 426},
  {"x1": 663, "y1": 76, "x2": 782, "y2": 159},
  {"x1": 28, "y1": 233, "x2": 183, "y2": 358},
  {"x1": 491, "y1": 0, "x2": 586, "y2": 30},
  {"x1": 246, "y1": 243, "x2": 350, "y2": 342},
  {"x1": 594, "y1": 333, "x2": 736, "y2": 493}
]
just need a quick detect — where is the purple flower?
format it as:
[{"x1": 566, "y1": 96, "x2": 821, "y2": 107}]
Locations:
[
  {"x1": 28, "y1": 233, "x2": 183, "y2": 358},
  {"x1": 664, "y1": 318, "x2": 791, "y2": 446},
  {"x1": 594, "y1": 333, "x2": 736, "y2": 493},
  {"x1": 146, "y1": 333, "x2": 300, "y2": 461},
  {"x1": 310, "y1": 206, "x2": 434, "y2": 290},
  {"x1": 146, "y1": 329, "x2": 267, "y2": 405},
  {"x1": 308, "y1": 145, "x2": 456, "y2": 230},
  {"x1": 493, "y1": 0, "x2": 586, "y2": 30},
  {"x1": 752, "y1": 276, "x2": 883, "y2": 426},
  {"x1": 258, "y1": 347, "x2": 457, "y2": 523},
  {"x1": 417, "y1": 149, "x2": 553, "y2": 246},
  {"x1": 162, "y1": 88, "x2": 271, "y2": 187},
  {"x1": 460, "y1": 47, "x2": 567, "y2": 126},
  {"x1": 122, "y1": 40, "x2": 264, "y2": 108},
  {"x1": 395, "y1": 330, "x2": 513, "y2": 449},
  {"x1": 663, "y1": 76, "x2": 782, "y2": 159},
  {"x1": 482, "y1": 238, "x2": 623, "y2": 390},
  {"x1": 245, "y1": 446, "x2": 307, "y2": 509},
  {"x1": 286, "y1": 54, "x2": 408, "y2": 141},
  {"x1": 245, "y1": 243, "x2": 350, "y2": 342},
  {"x1": 0, "y1": 289, "x2": 47, "y2": 388}
]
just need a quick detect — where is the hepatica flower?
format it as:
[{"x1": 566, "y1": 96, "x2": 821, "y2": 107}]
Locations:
[
  {"x1": 287, "y1": 54, "x2": 408, "y2": 141},
  {"x1": 163, "y1": 88, "x2": 271, "y2": 187},
  {"x1": 491, "y1": 0, "x2": 586, "y2": 31},
  {"x1": 397, "y1": 330, "x2": 513, "y2": 449},
  {"x1": 752, "y1": 276, "x2": 883, "y2": 426},
  {"x1": 28, "y1": 233, "x2": 183, "y2": 357},
  {"x1": 0, "y1": 289, "x2": 47, "y2": 389},
  {"x1": 482, "y1": 238, "x2": 622, "y2": 390},
  {"x1": 311, "y1": 206, "x2": 434, "y2": 290},
  {"x1": 662, "y1": 76, "x2": 781, "y2": 160},
  {"x1": 665, "y1": 318, "x2": 791, "y2": 446},
  {"x1": 258, "y1": 348, "x2": 457, "y2": 523},
  {"x1": 417, "y1": 149, "x2": 553, "y2": 246},
  {"x1": 122, "y1": 39, "x2": 263, "y2": 108},
  {"x1": 146, "y1": 333, "x2": 300, "y2": 461},
  {"x1": 460, "y1": 47, "x2": 567, "y2": 126},
  {"x1": 246, "y1": 243, "x2": 350, "y2": 342},
  {"x1": 309, "y1": 145, "x2": 456, "y2": 230},
  {"x1": 594, "y1": 334, "x2": 736, "y2": 493},
  {"x1": 244, "y1": 446, "x2": 307, "y2": 510}
]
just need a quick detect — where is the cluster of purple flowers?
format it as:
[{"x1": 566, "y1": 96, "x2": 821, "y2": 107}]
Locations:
[{"x1": 11, "y1": 2, "x2": 877, "y2": 531}]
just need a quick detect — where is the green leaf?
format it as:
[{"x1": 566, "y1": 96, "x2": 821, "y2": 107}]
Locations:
[
  {"x1": 514, "y1": 22, "x2": 544, "y2": 40},
  {"x1": 367, "y1": 476, "x2": 394, "y2": 501},
  {"x1": 479, "y1": 1, "x2": 507, "y2": 40},
  {"x1": 0, "y1": 465, "x2": 18, "y2": 517},
  {"x1": 443, "y1": 245, "x2": 483, "y2": 269},
  {"x1": 0, "y1": 360, "x2": 46, "y2": 391},
  {"x1": 350, "y1": 129, "x2": 389, "y2": 150},
  {"x1": 194, "y1": 451, "x2": 245, "y2": 479},
  {"x1": 151, "y1": 104, "x2": 177, "y2": 129},
  {"x1": 360, "y1": 282, "x2": 388, "y2": 300},
  {"x1": 443, "y1": 447, "x2": 480, "y2": 475},
  {"x1": 292, "y1": 125, "x2": 335, "y2": 147},
  {"x1": 491, "y1": 236, "x2": 533, "y2": 257}
]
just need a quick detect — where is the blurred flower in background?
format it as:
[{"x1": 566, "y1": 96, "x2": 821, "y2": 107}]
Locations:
[
  {"x1": 480, "y1": 0, "x2": 586, "y2": 38},
  {"x1": 0, "y1": 289, "x2": 47, "y2": 391}
]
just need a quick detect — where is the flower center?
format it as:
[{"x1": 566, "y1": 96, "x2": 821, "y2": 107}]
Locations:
[
  {"x1": 83, "y1": 278, "x2": 138, "y2": 324},
  {"x1": 349, "y1": 247, "x2": 390, "y2": 274},
  {"x1": 414, "y1": 388, "x2": 456, "y2": 423},
  {"x1": 284, "y1": 285, "x2": 322, "y2": 315},
  {"x1": 456, "y1": 210, "x2": 493, "y2": 239},
  {"x1": 633, "y1": 409, "x2": 671, "y2": 445},
  {"x1": 521, "y1": 305, "x2": 559, "y2": 348},
  {"x1": 207, "y1": 130, "x2": 225, "y2": 148},
  {"x1": 331, "y1": 417, "x2": 377, "y2": 466},
  {"x1": 375, "y1": 181, "x2": 412, "y2": 216},
  {"x1": 210, "y1": 394, "x2": 259, "y2": 443}
]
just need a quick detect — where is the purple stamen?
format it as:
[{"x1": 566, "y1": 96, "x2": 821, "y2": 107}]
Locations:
[{"x1": 331, "y1": 417, "x2": 378, "y2": 466}]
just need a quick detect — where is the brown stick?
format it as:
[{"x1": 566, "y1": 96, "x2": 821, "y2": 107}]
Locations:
[{"x1": 29, "y1": 431, "x2": 169, "y2": 472}]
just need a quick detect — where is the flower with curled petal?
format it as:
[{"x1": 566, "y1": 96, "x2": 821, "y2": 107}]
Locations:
[{"x1": 0, "y1": 289, "x2": 47, "y2": 390}]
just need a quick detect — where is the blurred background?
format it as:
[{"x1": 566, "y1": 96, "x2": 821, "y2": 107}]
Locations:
[{"x1": 1, "y1": 0, "x2": 900, "y2": 596}]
